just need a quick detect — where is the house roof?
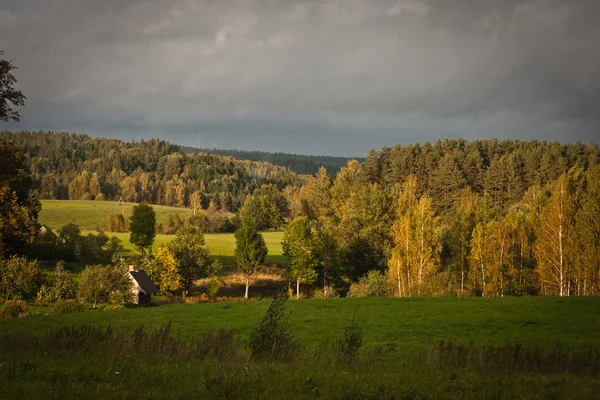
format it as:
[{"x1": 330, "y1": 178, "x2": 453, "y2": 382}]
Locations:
[{"x1": 129, "y1": 270, "x2": 159, "y2": 294}]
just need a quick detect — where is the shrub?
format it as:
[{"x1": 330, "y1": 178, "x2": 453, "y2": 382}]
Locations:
[
  {"x1": 248, "y1": 298, "x2": 297, "y2": 362},
  {"x1": 347, "y1": 270, "x2": 390, "y2": 298},
  {"x1": 53, "y1": 299, "x2": 84, "y2": 314},
  {"x1": 1, "y1": 300, "x2": 28, "y2": 318},
  {"x1": 0, "y1": 256, "x2": 42, "y2": 299},
  {"x1": 311, "y1": 285, "x2": 340, "y2": 299},
  {"x1": 336, "y1": 313, "x2": 363, "y2": 361},
  {"x1": 36, "y1": 261, "x2": 78, "y2": 305},
  {"x1": 95, "y1": 193, "x2": 106, "y2": 201},
  {"x1": 206, "y1": 278, "x2": 219, "y2": 299}
]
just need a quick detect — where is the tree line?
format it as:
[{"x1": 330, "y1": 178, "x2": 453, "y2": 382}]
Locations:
[
  {"x1": 280, "y1": 139, "x2": 600, "y2": 297},
  {"x1": 180, "y1": 145, "x2": 362, "y2": 175}
]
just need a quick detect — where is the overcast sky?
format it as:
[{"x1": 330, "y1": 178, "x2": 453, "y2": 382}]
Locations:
[{"x1": 1, "y1": 0, "x2": 598, "y2": 156}]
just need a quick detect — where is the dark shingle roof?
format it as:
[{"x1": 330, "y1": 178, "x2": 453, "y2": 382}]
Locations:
[{"x1": 129, "y1": 270, "x2": 159, "y2": 294}]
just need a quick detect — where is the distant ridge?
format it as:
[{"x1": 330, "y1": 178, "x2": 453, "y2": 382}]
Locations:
[{"x1": 180, "y1": 146, "x2": 364, "y2": 175}]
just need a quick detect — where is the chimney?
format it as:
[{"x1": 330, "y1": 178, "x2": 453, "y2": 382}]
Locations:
[{"x1": 129, "y1": 265, "x2": 135, "y2": 272}]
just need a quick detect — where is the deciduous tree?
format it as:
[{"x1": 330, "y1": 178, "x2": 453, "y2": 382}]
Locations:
[
  {"x1": 129, "y1": 203, "x2": 156, "y2": 255},
  {"x1": 234, "y1": 222, "x2": 268, "y2": 299},
  {"x1": 169, "y1": 226, "x2": 212, "y2": 294},
  {"x1": 0, "y1": 138, "x2": 41, "y2": 255},
  {"x1": 0, "y1": 50, "x2": 26, "y2": 122},
  {"x1": 282, "y1": 217, "x2": 318, "y2": 299}
]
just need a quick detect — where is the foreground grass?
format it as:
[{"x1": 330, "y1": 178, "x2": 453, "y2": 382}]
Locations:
[
  {"x1": 3, "y1": 297, "x2": 599, "y2": 352},
  {"x1": 2, "y1": 297, "x2": 600, "y2": 399}
]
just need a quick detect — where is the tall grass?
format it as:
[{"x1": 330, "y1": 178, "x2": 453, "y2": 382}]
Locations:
[{"x1": 1, "y1": 320, "x2": 600, "y2": 399}]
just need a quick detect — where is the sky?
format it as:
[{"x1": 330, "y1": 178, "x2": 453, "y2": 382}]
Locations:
[{"x1": 1, "y1": 0, "x2": 598, "y2": 157}]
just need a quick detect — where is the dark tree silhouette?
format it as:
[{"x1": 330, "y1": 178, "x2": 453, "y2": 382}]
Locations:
[{"x1": 0, "y1": 50, "x2": 26, "y2": 122}]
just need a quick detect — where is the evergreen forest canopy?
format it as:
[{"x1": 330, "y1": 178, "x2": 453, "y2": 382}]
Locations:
[
  {"x1": 2, "y1": 130, "x2": 600, "y2": 297},
  {"x1": 180, "y1": 145, "x2": 363, "y2": 175}
]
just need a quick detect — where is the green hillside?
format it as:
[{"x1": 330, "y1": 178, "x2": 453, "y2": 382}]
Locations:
[
  {"x1": 39, "y1": 200, "x2": 193, "y2": 231},
  {"x1": 38, "y1": 200, "x2": 285, "y2": 265}
]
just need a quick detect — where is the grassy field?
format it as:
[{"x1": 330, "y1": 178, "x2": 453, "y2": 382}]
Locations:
[
  {"x1": 3, "y1": 296, "x2": 600, "y2": 351},
  {"x1": 38, "y1": 200, "x2": 286, "y2": 266},
  {"x1": 2, "y1": 297, "x2": 600, "y2": 398},
  {"x1": 39, "y1": 199, "x2": 193, "y2": 231}
]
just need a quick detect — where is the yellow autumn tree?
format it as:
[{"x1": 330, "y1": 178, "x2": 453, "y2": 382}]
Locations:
[{"x1": 155, "y1": 246, "x2": 181, "y2": 294}]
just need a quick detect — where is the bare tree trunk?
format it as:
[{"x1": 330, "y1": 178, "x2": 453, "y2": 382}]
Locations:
[
  {"x1": 405, "y1": 235, "x2": 411, "y2": 297},
  {"x1": 418, "y1": 221, "x2": 424, "y2": 297},
  {"x1": 500, "y1": 241, "x2": 505, "y2": 297},
  {"x1": 296, "y1": 279, "x2": 300, "y2": 300},
  {"x1": 481, "y1": 258, "x2": 486, "y2": 297},
  {"x1": 245, "y1": 276, "x2": 250, "y2": 299},
  {"x1": 397, "y1": 259, "x2": 402, "y2": 297},
  {"x1": 460, "y1": 243, "x2": 465, "y2": 295}
]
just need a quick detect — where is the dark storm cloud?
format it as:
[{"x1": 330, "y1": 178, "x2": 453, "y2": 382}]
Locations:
[{"x1": 1, "y1": 0, "x2": 598, "y2": 156}]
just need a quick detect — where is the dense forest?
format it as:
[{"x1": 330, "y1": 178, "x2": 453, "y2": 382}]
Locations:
[
  {"x1": 0, "y1": 131, "x2": 303, "y2": 212},
  {"x1": 3, "y1": 130, "x2": 600, "y2": 297},
  {"x1": 180, "y1": 146, "x2": 362, "y2": 175}
]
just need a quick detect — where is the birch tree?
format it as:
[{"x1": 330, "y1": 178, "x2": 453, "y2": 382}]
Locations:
[
  {"x1": 411, "y1": 195, "x2": 441, "y2": 296},
  {"x1": 389, "y1": 176, "x2": 417, "y2": 297},
  {"x1": 535, "y1": 173, "x2": 577, "y2": 296}
]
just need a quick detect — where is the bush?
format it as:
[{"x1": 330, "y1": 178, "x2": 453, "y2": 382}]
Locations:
[
  {"x1": 347, "y1": 270, "x2": 390, "y2": 298},
  {"x1": 311, "y1": 285, "x2": 340, "y2": 299},
  {"x1": 53, "y1": 299, "x2": 84, "y2": 314},
  {"x1": 336, "y1": 313, "x2": 363, "y2": 361},
  {"x1": 0, "y1": 256, "x2": 42, "y2": 299},
  {"x1": 206, "y1": 278, "x2": 219, "y2": 299},
  {"x1": 95, "y1": 193, "x2": 106, "y2": 201},
  {"x1": 36, "y1": 261, "x2": 78, "y2": 305},
  {"x1": 248, "y1": 298, "x2": 297, "y2": 362},
  {"x1": 1, "y1": 300, "x2": 28, "y2": 318}
]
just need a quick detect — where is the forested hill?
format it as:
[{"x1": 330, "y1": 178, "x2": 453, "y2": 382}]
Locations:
[
  {"x1": 0, "y1": 131, "x2": 303, "y2": 212},
  {"x1": 359, "y1": 139, "x2": 600, "y2": 212},
  {"x1": 180, "y1": 146, "x2": 362, "y2": 175}
]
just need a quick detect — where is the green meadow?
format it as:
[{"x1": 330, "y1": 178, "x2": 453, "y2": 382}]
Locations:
[
  {"x1": 2, "y1": 297, "x2": 600, "y2": 399},
  {"x1": 39, "y1": 199, "x2": 193, "y2": 231},
  {"x1": 38, "y1": 200, "x2": 286, "y2": 266},
  {"x1": 3, "y1": 296, "x2": 599, "y2": 352}
]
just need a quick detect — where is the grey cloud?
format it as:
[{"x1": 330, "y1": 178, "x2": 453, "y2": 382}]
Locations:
[{"x1": 1, "y1": 0, "x2": 598, "y2": 156}]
